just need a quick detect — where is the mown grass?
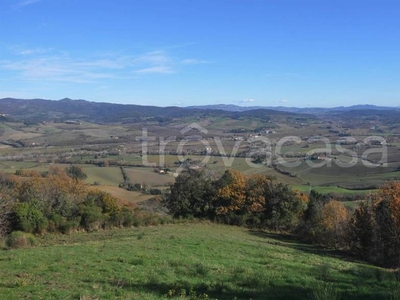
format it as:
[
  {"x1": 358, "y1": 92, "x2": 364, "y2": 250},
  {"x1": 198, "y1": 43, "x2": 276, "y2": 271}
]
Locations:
[
  {"x1": 0, "y1": 223, "x2": 399, "y2": 299},
  {"x1": 82, "y1": 165, "x2": 123, "y2": 186},
  {"x1": 293, "y1": 185, "x2": 376, "y2": 195},
  {"x1": 91, "y1": 185, "x2": 154, "y2": 204},
  {"x1": 124, "y1": 167, "x2": 174, "y2": 186}
]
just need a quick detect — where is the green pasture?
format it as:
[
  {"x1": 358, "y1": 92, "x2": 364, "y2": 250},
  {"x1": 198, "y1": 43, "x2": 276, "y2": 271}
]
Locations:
[
  {"x1": 82, "y1": 165, "x2": 123, "y2": 186},
  {"x1": 0, "y1": 223, "x2": 398, "y2": 299}
]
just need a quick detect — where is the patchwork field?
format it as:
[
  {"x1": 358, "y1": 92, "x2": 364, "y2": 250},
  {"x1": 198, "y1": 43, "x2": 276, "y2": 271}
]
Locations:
[{"x1": 0, "y1": 112, "x2": 399, "y2": 197}]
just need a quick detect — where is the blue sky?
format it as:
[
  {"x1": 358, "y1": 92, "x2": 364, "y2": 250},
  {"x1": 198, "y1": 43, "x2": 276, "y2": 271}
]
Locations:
[{"x1": 0, "y1": 0, "x2": 399, "y2": 107}]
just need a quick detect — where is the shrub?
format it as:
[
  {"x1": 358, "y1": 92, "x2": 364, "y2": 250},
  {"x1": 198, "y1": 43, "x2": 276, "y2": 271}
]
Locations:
[
  {"x1": 5, "y1": 231, "x2": 36, "y2": 249},
  {"x1": 309, "y1": 282, "x2": 341, "y2": 300},
  {"x1": 14, "y1": 202, "x2": 48, "y2": 234},
  {"x1": 47, "y1": 214, "x2": 65, "y2": 233},
  {"x1": 121, "y1": 208, "x2": 135, "y2": 227},
  {"x1": 65, "y1": 165, "x2": 87, "y2": 180},
  {"x1": 79, "y1": 204, "x2": 103, "y2": 231},
  {"x1": 59, "y1": 218, "x2": 81, "y2": 234}
]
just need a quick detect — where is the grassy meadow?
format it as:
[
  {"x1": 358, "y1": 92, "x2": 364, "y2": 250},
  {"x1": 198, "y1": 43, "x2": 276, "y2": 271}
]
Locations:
[{"x1": 0, "y1": 223, "x2": 399, "y2": 299}]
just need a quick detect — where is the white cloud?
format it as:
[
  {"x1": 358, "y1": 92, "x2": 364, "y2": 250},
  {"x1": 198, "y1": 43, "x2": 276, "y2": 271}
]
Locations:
[
  {"x1": 0, "y1": 47, "x2": 209, "y2": 83},
  {"x1": 136, "y1": 51, "x2": 171, "y2": 64},
  {"x1": 240, "y1": 98, "x2": 255, "y2": 103},
  {"x1": 19, "y1": 48, "x2": 53, "y2": 55},
  {"x1": 0, "y1": 49, "x2": 179, "y2": 83},
  {"x1": 13, "y1": 0, "x2": 42, "y2": 9},
  {"x1": 181, "y1": 59, "x2": 210, "y2": 65},
  {"x1": 280, "y1": 99, "x2": 288, "y2": 103},
  {"x1": 134, "y1": 66, "x2": 174, "y2": 74},
  {"x1": 133, "y1": 51, "x2": 175, "y2": 74}
]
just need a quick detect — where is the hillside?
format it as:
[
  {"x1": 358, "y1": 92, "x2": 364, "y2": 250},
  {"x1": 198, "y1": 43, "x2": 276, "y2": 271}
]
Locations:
[
  {"x1": 0, "y1": 223, "x2": 398, "y2": 299},
  {"x1": 188, "y1": 104, "x2": 400, "y2": 114},
  {"x1": 0, "y1": 98, "x2": 297, "y2": 124}
]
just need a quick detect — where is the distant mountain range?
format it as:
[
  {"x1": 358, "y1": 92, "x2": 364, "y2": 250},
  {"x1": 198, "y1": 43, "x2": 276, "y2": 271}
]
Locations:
[
  {"x1": 187, "y1": 104, "x2": 400, "y2": 114},
  {"x1": 0, "y1": 98, "x2": 295, "y2": 123},
  {"x1": 0, "y1": 98, "x2": 398, "y2": 123}
]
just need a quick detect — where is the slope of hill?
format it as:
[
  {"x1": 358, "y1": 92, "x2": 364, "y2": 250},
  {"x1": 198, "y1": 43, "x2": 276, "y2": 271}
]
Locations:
[
  {"x1": 0, "y1": 98, "x2": 302, "y2": 123},
  {"x1": 0, "y1": 223, "x2": 397, "y2": 299},
  {"x1": 188, "y1": 104, "x2": 400, "y2": 114}
]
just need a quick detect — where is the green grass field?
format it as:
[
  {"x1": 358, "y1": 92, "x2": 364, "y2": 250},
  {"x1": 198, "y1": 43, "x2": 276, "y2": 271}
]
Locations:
[
  {"x1": 124, "y1": 167, "x2": 174, "y2": 186},
  {"x1": 293, "y1": 185, "x2": 376, "y2": 195},
  {"x1": 82, "y1": 165, "x2": 123, "y2": 186},
  {"x1": 92, "y1": 185, "x2": 154, "y2": 204},
  {"x1": 0, "y1": 223, "x2": 399, "y2": 299}
]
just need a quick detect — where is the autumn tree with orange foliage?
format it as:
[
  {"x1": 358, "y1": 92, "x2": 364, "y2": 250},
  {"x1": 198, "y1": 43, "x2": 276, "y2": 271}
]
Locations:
[
  {"x1": 319, "y1": 200, "x2": 349, "y2": 247},
  {"x1": 214, "y1": 170, "x2": 247, "y2": 215},
  {"x1": 245, "y1": 174, "x2": 270, "y2": 213},
  {"x1": 0, "y1": 167, "x2": 138, "y2": 235},
  {"x1": 166, "y1": 169, "x2": 304, "y2": 228}
]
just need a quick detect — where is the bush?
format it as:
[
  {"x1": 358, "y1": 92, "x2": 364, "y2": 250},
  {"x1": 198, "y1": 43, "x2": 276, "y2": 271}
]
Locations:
[
  {"x1": 121, "y1": 208, "x2": 135, "y2": 227},
  {"x1": 14, "y1": 202, "x2": 48, "y2": 234},
  {"x1": 59, "y1": 218, "x2": 81, "y2": 234},
  {"x1": 309, "y1": 282, "x2": 341, "y2": 300},
  {"x1": 5, "y1": 231, "x2": 36, "y2": 249},
  {"x1": 47, "y1": 214, "x2": 65, "y2": 233},
  {"x1": 79, "y1": 204, "x2": 103, "y2": 231},
  {"x1": 65, "y1": 165, "x2": 87, "y2": 180}
]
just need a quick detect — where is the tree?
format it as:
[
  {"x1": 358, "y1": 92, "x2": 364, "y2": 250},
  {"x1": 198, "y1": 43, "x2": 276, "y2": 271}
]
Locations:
[
  {"x1": 0, "y1": 174, "x2": 21, "y2": 236},
  {"x1": 0, "y1": 186, "x2": 14, "y2": 236},
  {"x1": 263, "y1": 182, "x2": 304, "y2": 231},
  {"x1": 319, "y1": 200, "x2": 349, "y2": 247},
  {"x1": 214, "y1": 170, "x2": 247, "y2": 215},
  {"x1": 163, "y1": 170, "x2": 214, "y2": 218},
  {"x1": 66, "y1": 165, "x2": 87, "y2": 181},
  {"x1": 349, "y1": 182, "x2": 400, "y2": 266},
  {"x1": 245, "y1": 174, "x2": 270, "y2": 213},
  {"x1": 374, "y1": 199, "x2": 400, "y2": 266},
  {"x1": 85, "y1": 190, "x2": 120, "y2": 215},
  {"x1": 349, "y1": 201, "x2": 376, "y2": 259},
  {"x1": 296, "y1": 190, "x2": 328, "y2": 243},
  {"x1": 372, "y1": 182, "x2": 400, "y2": 266}
]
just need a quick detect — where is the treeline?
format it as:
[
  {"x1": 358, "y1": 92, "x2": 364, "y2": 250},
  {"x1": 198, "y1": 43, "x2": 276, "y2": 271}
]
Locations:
[
  {"x1": 0, "y1": 166, "x2": 168, "y2": 240},
  {"x1": 163, "y1": 170, "x2": 306, "y2": 230},
  {"x1": 164, "y1": 170, "x2": 400, "y2": 268}
]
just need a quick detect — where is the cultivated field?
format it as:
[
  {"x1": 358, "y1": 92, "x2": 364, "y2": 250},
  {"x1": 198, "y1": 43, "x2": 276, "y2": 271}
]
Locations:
[{"x1": 0, "y1": 111, "x2": 399, "y2": 198}]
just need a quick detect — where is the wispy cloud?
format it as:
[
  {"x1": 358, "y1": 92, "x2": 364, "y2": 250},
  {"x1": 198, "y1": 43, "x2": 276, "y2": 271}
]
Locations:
[
  {"x1": 0, "y1": 49, "x2": 181, "y2": 83},
  {"x1": 264, "y1": 72, "x2": 299, "y2": 78},
  {"x1": 13, "y1": 0, "x2": 42, "y2": 9},
  {"x1": 133, "y1": 51, "x2": 175, "y2": 74},
  {"x1": 280, "y1": 99, "x2": 288, "y2": 103},
  {"x1": 135, "y1": 66, "x2": 174, "y2": 74},
  {"x1": 181, "y1": 58, "x2": 210, "y2": 65},
  {"x1": 19, "y1": 48, "x2": 53, "y2": 55}
]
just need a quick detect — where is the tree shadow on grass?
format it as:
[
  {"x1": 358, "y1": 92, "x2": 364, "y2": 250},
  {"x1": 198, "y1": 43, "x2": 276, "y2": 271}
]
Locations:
[
  {"x1": 247, "y1": 229, "x2": 357, "y2": 262},
  {"x1": 95, "y1": 278, "x2": 311, "y2": 300},
  {"x1": 88, "y1": 277, "x2": 389, "y2": 300}
]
